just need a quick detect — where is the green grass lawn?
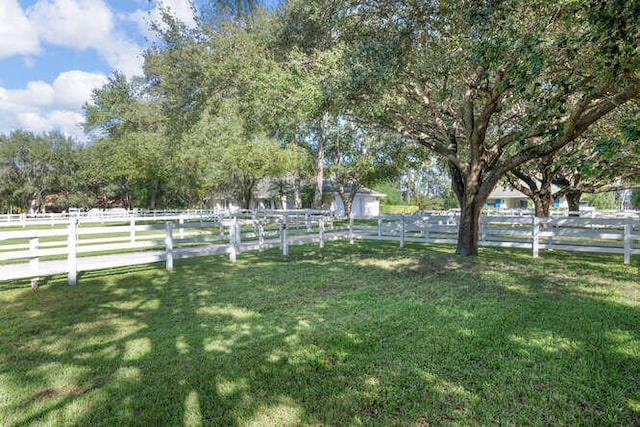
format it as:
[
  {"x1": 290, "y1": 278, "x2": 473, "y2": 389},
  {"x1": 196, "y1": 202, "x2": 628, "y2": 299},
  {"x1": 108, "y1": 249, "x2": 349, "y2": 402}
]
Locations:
[{"x1": 1, "y1": 241, "x2": 639, "y2": 425}]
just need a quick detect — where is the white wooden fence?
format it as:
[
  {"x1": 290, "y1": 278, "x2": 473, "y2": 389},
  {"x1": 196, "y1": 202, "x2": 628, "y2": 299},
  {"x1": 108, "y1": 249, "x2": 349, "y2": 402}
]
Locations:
[
  {"x1": 358, "y1": 214, "x2": 639, "y2": 264},
  {"x1": 0, "y1": 211, "x2": 344, "y2": 284},
  {"x1": 1, "y1": 211, "x2": 638, "y2": 285}
]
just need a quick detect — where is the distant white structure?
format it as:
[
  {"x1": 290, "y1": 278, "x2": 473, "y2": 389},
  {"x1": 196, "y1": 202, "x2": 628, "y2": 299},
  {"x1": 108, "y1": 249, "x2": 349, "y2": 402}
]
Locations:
[
  {"x1": 329, "y1": 187, "x2": 386, "y2": 217},
  {"x1": 486, "y1": 185, "x2": 568, "y2": 210}
]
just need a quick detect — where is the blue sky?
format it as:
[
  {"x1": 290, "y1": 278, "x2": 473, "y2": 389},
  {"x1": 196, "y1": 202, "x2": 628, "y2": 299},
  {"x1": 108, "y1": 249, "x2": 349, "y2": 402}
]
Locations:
[{"x1": 0, "y1": 0, "x2": 215, "y2": 141}]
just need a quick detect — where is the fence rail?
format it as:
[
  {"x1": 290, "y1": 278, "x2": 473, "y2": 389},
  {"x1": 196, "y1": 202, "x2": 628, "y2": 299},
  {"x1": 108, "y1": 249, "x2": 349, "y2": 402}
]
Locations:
[{"x1": 1, "y1": 211, "x2": 638, "y2": 285}]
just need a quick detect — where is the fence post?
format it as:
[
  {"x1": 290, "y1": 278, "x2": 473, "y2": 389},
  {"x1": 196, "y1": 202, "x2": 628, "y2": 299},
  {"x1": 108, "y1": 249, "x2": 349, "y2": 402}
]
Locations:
[
  {"x1": 400, "y1": 214, "x2": 405, "y2": 248},
  {"x1": 130, "y1": 217, "x2": 136, "y2": 244},
  {"x1": 219, "y1": 214, "x2": 224, "y2": 237},
  {"x1": 258, "y1": 219, "x2": 264, "y2": 252},
  {"x1": 349, "y1": 214, "x2": 354, "y2": 244},
  {"x1": 281, "y1": 213, "x2": 289, "y2": 256},
  {"x1": 624, "y1": 221, "x2": 631, "y2": 265},
  {"x1": 480, "y1": 215, "x2": 485, "y2": 243},
  {"x1": 378, "y1": 216, "x2": 382, "y2": 238},
  {"x1": 425, "y1": 219, "x2": 430, "y2": 242},
  {"x1": 29, "y1": 237, "x2": 39, "y2": 276},
  {"x1": 306, "y1": 210, "x2": 312, "y2": 232},
  {"x1": 319, "y1": 216, "x2": 325, "y2": 248},
  {"x1": 67, "y1": 218, "x2": 78, "y2": 285},
  {"x1": 165, "y1": 221, "x2": 174, "y2": 271},
  {"x1": 532, "y1": 216, "x2": 539, "y2": 258},
  {"x1": 179, "y1": 215, "x2": 184, "y2": 240},
  {"x1": 235, "y1": 217, "x2": 242, "y2": 254},
  {"x1": 229, "y1": 217, "x2": 238, "y2": 263}
]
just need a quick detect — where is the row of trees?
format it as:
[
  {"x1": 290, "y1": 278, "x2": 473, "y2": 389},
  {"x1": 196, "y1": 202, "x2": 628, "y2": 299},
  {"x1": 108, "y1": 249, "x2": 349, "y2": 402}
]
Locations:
[
  {"x1": 80, "y1": 4, "x2": 421, "y2": 214},
  {"x1": 2, "y1": 0, "x2": 639, "y2": 256}
]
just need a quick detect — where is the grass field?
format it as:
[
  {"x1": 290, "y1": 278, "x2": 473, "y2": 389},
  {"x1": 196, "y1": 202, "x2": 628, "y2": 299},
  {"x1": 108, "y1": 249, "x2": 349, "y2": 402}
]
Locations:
[{"x1": 1, "y1": 241, "x2": 639, "y2": 425}]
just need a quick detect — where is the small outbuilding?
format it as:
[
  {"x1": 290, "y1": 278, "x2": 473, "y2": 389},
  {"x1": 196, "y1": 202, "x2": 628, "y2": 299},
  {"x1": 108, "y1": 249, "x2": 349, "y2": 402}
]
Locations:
[{"x1": 327, "y1": 187, "x2": 387, "y2": 218}]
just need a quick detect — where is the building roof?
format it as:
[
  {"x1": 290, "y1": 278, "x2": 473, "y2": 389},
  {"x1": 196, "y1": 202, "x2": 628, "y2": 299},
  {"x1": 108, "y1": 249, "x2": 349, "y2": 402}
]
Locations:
[
  {"x1": 322, "y1": 182, "x2": 386, "y2": 198},
  {"x1": 489, "y1": 184, "x2": 563, "y2": 199},
  {"x1": 489, "y1": 186, "x2": 527, "y2": 199}
]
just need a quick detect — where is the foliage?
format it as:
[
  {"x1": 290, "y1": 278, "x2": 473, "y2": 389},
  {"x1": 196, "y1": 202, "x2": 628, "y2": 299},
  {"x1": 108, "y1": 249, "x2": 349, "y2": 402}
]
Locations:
[
  {"x1": 631, "y1": 189, "x2": 640, "y2": 209},
  {"x1": 322, "y1": 116, "x2": 409, "y2": 215},
  {"x1": 0, "y1": 130, "x2": 80, "y2": 212},
  {"x1": 373, "y1": 182, "x2": 403, "y2": 205},
  {"x1": 83, "y1": 73, "x2": 171, "y2": 209},
  {"x1": 380, "y1": 204, "x2": 420, "y2": 214},
  {"x1": 506, "y1": 104, "x2": 640, "y2": 216},
  {"x1": 1, "y1": 241, "x2": 639, "y2": 424},
  {"x1": 142, "y1": 9, "x2": 313, "y2": 208},
  {"x1": 584, "y1": 192, "x2": 618, "y2": 210}
]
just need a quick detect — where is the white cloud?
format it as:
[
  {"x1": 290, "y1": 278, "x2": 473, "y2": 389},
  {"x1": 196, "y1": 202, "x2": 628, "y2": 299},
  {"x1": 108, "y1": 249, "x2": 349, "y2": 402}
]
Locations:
[
  {"x1": 52, "y1": 70, "x2": 109, "y2": 109},
  {"x1": 0, "y1": 70, "x2": 107, "y2": 141},
  {"x1": 0, "y1": 0, "x2": 40, "y2": 58},
  {"x1": 27, "y1": 0, "x2": 144, "y2": 77},
  {"x1": 128, "y1": 0, "x2": 196, "y2": 42},
  {"x1": 98, "y1": 35, "x2": 144, "y2": 77},
  {"x1": 1, "y1": 0, "x2": 197, "y2": 78},
  {"x1": 29, "y1": 0, "x2": 114, "y2": 50},
  {"x1": 0, "y1": 0, "x2": 197, "y2": 139},
  {"x1": 157, "y1": 0, "x2": 196, "y2": 27}
]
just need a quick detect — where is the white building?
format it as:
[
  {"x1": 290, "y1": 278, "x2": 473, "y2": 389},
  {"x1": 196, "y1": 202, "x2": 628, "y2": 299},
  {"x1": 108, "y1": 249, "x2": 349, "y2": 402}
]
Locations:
[
  {"x1": 486, "y1": 185, "x2": 568, "y2": 209},
  {"x1": 329, "y1": 187, "x2": 387, "y2": 217}
]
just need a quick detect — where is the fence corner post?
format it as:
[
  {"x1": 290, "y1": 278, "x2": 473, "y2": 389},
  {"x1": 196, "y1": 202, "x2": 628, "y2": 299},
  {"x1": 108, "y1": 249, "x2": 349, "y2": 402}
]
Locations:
[
  {"x1": 377, "y1": 216, "x2": 382, "y2": 238},
  {"x1": 165, "y1": 221, "x2": 174, "y2": 271},
  {"x1": 532, "y1": 216, "x2": 539, "y2": 258},
  {"x1": 67, "y1": 218, "x2": 78, "y2": 285},
  {"x1": 319, "y1": 216, "x2": 325, "y2": 249}
]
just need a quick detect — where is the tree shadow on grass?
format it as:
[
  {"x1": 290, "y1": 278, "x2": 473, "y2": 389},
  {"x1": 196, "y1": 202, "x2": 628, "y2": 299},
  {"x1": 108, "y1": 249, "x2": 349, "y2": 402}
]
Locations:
[{"x1": 1, "y1": 240, "x2": 639, "y2": 425}]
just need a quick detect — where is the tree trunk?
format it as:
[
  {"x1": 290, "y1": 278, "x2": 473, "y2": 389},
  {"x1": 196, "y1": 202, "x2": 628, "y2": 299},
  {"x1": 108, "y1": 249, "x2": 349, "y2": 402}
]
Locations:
[
  {"x1": 314, "y1": 131, "x2": 325, "y2": 209},
  {"x1": 342, "y1": 196, "x2": 353, "y2": 217},
  {"x1": 292, "y1": 171, "x2": 302, "y2": 209},
  {"x1": 456, "y1": 196, "x2": 482, "y2": 256},
  {"x1": 449, "y1": 160, "x2": 497, "y2": 256},
  {"x1": 240, "y1": 175, "x2": 254, "y2": 209},
  {"x1": 532, "y1": 194, "x2": 550, "y2": 218},
  {"x1": 566, "y1": 191, "x2": 582, "y2": 216},
  {"x1": 149, "y1": 179, "x2": 158, "y2": 210}
]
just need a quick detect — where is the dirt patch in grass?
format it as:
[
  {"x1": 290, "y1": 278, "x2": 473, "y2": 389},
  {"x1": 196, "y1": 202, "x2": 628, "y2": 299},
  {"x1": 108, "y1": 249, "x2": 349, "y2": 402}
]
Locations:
[{"x1": 32, "y1": 385, "x2": 90, "y2": 401}]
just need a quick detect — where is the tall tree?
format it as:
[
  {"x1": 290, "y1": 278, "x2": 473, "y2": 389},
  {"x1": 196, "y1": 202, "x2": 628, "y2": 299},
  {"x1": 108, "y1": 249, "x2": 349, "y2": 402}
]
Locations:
[
  {"x1": 323, "y1": 116, "x2": 409, "y2": 216},
  {"x1": 280, "y1": 0, "x2": 640, "y2": 255},
  {"x1": 144, "y1": 7, "x2": 318, "y2": 208},
  {"x1": 84, "y1": 73, "x2": 171, "y2": 209},
  {"x1": 0, "y1": 130, "x2": 79, "y2": 213}
]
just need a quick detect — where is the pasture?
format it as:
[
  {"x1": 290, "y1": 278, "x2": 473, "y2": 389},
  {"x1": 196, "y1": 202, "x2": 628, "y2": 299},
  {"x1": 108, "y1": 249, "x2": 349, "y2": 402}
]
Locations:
[{"x1": 1, "y1": 241, "x2": 639, "y2": 425}]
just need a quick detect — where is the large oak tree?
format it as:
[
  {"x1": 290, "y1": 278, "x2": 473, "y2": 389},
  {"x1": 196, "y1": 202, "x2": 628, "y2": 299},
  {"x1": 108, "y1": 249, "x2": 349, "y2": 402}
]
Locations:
[{"x1": 279, "y1": 0, "x2": 640, "y2": 255}]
